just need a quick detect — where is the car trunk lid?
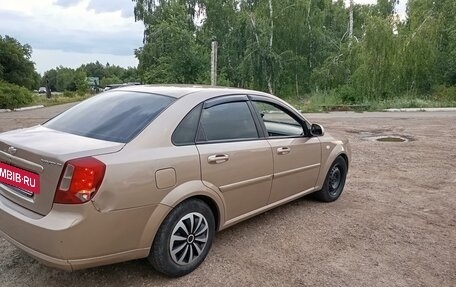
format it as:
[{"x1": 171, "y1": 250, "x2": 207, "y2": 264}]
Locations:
[{"x1": 0, "y1": 126, "x2": 124, "y2": 215}]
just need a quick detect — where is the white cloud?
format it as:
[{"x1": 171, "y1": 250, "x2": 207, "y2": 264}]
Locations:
[
  {"x1": 0, "y1": 0, "x2": 142, "y2": 72},
  {"x1": 87, "y1": 0, "x2": 134, "y2": 18},
  {"x1": 1, "y1": 0, "x2": 409, "y2": 74},
  {"x1": 54, "y1": 0, "x2": 80, "y2": 7},
  {"x1": 344, "y1": 0, "x2": 408, "y2": 19},
  {"x1": 0, "y1": 0, "x2": 141, "y2": 34}
]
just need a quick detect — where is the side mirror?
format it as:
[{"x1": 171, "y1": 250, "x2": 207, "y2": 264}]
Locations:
[{"x1": 311, "y1": 123, "x2": 325, "y2": 137}]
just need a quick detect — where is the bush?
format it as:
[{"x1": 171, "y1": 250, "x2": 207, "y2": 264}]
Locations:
[
  {"x1": 336, "y1": 85, "x2": 358, "y2": 104},
  {"x1": 63, "y1": 90, "x2": 77, "y2": 98},
  {"x1": 76, "y1": 88, "x2": 87, "y2": 96},
  {"x1": 296, "y1": 90, "x2": 345, "y2": 112},
  {"x1": 0, "y1": 81, "x2": 34, "y2": 109},
  {"x1": 433, "y1": 85, "x2": 456, "y2": 102}
]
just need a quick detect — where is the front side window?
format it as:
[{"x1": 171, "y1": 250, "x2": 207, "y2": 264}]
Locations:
[
  {"x1": 253, "y1": 101, "x2": 304, "y2": 137},
  {"x1": 199, "y1": 101, "x2": 259, "y2": 142},
  {"x1": 44, "y1": 91, "x2": 175, "y2": 143}
]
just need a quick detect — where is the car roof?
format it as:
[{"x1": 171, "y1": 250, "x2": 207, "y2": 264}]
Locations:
[{"x1": 113, "y1": 84, "x2": 269, "y2": 99}]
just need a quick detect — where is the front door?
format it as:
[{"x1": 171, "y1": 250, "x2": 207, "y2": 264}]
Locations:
[
  {"x1": 196, "y1": 98, "x2": 273, "y2": 220},
  {"x1": 251, "y1": 100, "x2": 322, "y2": 203}
]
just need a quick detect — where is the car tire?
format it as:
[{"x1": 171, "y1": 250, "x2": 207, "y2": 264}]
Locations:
[
  {"x1": 314, "y1": 156, "x2": 348, "y2": 202},
  {"x1": 148, "y1": 199, "x2": 215, "y2": 277}
]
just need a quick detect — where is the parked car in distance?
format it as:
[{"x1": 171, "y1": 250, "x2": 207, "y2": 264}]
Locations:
[
  {"x1": 0, "y1": 86, "x2": 350, "y2": 277},
  {"x1": 38, "y1": 87, "x2": 47, "y2": 94}
]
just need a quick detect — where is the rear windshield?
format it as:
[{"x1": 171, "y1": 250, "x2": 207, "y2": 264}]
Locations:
[{"x1": 44, "y1": 91, "x2": 175, "y2": 143}]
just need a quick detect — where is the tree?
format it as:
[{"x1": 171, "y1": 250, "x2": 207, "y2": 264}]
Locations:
[
  {"x1": 74, "y1": 69, "x2": 89, "y2": 95},
  {"x1": 433, "y1": 0, "x2": 456, "y2": 85},
  {"x1": 54, "y1": 66, "x2": 78, "y2": 91},
  {"x1": 80, "y1": 61, "x2": 105, "y2": 79},
  {"x1": 100, "y1": 76, "x2": 122, "y2": 88},
  {"x1": 41, "y1": 69, "x2": 58, "y2": 91},
  {"x1": 0, "y1": 35, "x2": 40, "y2": 90},
  {"x1": 41, "y1": 63, "x2": 140, "y2": 91},
  {"x1": 130, "y1": 0, "x2": 455, "y2": 102},
  {"x1": 134, "y1": 1, "x2": 208, "y2": 84},
  {"x1": 352, "y1": 16, "x2": 398, "y2": 100}
]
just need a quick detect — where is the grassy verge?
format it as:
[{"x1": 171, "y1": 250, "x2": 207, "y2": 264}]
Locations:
[
  {"x1": 33, "y1": 94, "x2": 91, "y2": 107},
  {"x1": 286, "y1": 90, "x2": 456, "y2": 113},
  {"x1": 369, "y1": 97, "x2": 456, "y2": 111},
  {"x1": 29, "y1": 90, "x2": 456, "y2": 112}
]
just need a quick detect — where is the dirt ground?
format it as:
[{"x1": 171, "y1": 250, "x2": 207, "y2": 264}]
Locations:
[{"x1": 0, "y1": 104, "x2": 455, "y2": 287}]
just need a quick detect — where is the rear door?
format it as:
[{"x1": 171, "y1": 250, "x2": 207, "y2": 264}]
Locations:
[
  {"x1": 196, "y1": 96, "x2": 273, "y2": 220},
  {"x1": 251, "y1": 99, "x2": 322, "y2": 203}
]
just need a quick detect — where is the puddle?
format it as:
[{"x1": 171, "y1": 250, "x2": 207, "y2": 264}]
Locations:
[
  {"x1": 345, "y1": 129, "x2": 415, "y2": 142},
  {"x1": 375, "y1": 136, "x2": 407, "y2": 142}
]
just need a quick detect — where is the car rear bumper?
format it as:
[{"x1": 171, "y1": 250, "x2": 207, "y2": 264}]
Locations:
[
  {"x1": 0, "y1": 228, "x2": 73, "y2": 270},
  {"x1": 0, "y1": 194, "x2": 171, "y2": 270}
]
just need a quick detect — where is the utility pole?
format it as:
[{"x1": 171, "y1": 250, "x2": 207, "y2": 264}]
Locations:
[
  {"x1": 211, "y1": 37, "x2": 218, "y2": 86},
  {"x1": 45, "y1": 75, "x2": 51, "y2": 99}
]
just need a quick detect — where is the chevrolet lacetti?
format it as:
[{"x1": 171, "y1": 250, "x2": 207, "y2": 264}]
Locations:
[{"x1": 0, "y1": 86, "x2": 350, "y2": 277}]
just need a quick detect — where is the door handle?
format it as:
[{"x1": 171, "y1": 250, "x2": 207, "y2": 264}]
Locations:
[
  {"x1": 277, "y1": 147, "x2": 291, "y2": 155},
  {"x1": 208, "y1": 154, "x2": 229, "y2": 164}
]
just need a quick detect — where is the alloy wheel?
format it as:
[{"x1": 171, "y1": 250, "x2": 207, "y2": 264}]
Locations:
[{"x1": 169, "y1": 212, "x2": 209, "y2": 266}]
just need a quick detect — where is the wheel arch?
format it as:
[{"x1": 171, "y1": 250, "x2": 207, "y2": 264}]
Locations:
[
  {"x1": 339, "y1": 152, "x2": 349, "y2": 169},
  {"x1": 138, "y1": 180, "x2": 226, "y2": 248},
  {"x1": 315, "y1": 142, "x2": 350, "y2": 190},
  {"x1": 192, "y1": 195, "x2": 221, "y2": 232}
]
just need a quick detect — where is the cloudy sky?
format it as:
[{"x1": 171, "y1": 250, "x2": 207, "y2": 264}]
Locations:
[
  {"x1": 0, "y1": 0, "x2": 143, "y2": 73},
  {"x1": 349, "y1": 0, "x2": 407, "y2": 18},
  {"x1": 0, "y1": 0, "x2": 407, "y2": 74}
]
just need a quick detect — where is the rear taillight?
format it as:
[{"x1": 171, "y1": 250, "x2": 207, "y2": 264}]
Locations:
[{"x1": 54, "y1": 157, "x2": 106, "y2": 204}]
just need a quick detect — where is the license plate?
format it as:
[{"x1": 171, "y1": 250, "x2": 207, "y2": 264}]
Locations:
[{"x1": 0, "y1": 162, "x2": 40, "y2": 194}]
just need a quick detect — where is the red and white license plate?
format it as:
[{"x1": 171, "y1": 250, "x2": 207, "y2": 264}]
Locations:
[{"x1": 0, "y1": 162, "x2": 40, "y2": 194}]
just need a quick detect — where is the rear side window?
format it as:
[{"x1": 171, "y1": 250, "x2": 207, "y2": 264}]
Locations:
[
  {"x1": 44, "y1": 91, "x2": 175, "y2": 143},
  {"x1": 172, "y1": 104, "x2": 202, "y2": 145},
  {"x1": 199, "y1": 102, "x2": 259, "y2": 141}
]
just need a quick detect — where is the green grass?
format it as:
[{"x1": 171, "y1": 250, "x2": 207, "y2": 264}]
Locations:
[
  {"x1": 29, "y1": 89, "x2": 456, "y2": 112},
  {"x1": 33, "y1": 94, "x2": 91, "y2": 107},
  {"x1": 284, "y1": 90, "x2": 354, "y2": 113},
  {"x1": 288, "y1": 90, "x2": 456, "y2": 113},
  {"x1": 369, "y1": 97, "x2": 456, "y2": 110}
]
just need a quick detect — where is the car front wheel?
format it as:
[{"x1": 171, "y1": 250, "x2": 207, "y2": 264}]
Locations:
[
  {"x1": 148, "y1": 199, "x2": 215, "y2": 277},
  {"x1": 314, "y1": 156, "x2": 348, "y2": 202}
]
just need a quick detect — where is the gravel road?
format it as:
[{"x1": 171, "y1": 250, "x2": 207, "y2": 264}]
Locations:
[{"x1": 0, "y1": 105, "x2": 455, "y2": 287}]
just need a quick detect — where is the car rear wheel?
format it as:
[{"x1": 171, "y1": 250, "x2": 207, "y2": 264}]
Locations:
[
  {"x1": 314, "y1": 156, "x2": 347, "y2": 202},
  {"x1": 148, "y1": 199, "x2": 215, "y2": 277}
]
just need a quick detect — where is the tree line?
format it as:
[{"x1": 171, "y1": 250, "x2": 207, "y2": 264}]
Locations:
[
  {"x1": 0, "y1": 34, "x2": 138, "y2": 93},
  {"x1": 0, "y1": 35, "x2": 40, "y2": 90},
  {"x1": 42, "y1": 62, "x2": 138, "y2": 93},
  {"x1": 0, "y1": 35, "x2": 139, "y2": 108},
  {"x1": 0, "y1": 35, "x2": 38, "y2": 108},
  {"x1": 133, "y1": 0, "x2": 456, "y2": 103},
  {"x1": 1, "y1": 0, "x2": 455, "y2": 108}
]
